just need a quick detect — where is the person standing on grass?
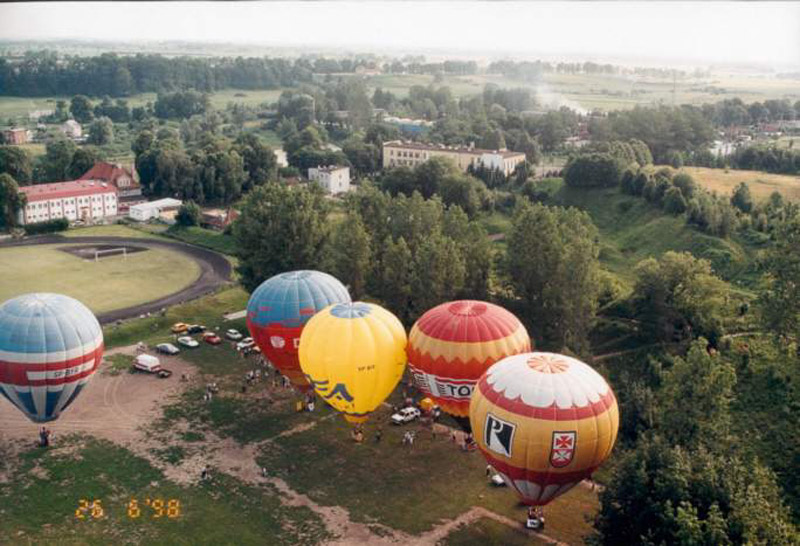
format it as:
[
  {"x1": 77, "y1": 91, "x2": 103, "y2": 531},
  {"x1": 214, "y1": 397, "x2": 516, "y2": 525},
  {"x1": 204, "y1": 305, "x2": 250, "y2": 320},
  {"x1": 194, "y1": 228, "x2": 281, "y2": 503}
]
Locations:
[{"x1": 375, "y1": 427, "x2": 383, "y2": 443}]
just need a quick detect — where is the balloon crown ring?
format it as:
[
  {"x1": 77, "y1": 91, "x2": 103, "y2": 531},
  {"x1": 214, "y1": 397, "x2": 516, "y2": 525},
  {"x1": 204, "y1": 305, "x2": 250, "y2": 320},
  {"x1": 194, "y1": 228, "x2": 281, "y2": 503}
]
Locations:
[
  {"x1": 330, "y1": 302, "x2": 372, "y2": 319},
  {"x1": 447, "y1": 301, "x2": 488, "y2": 317},
  {"x1": 527, "y1": 355, "x2": 570, "y2": 374}
]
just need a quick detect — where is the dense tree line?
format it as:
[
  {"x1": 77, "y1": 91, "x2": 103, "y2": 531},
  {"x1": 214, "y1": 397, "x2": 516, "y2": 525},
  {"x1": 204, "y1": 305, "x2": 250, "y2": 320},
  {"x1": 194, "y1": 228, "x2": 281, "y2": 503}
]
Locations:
[
  {"x1": 730, "y1": 146, "x2": 800, "y2": 175},
  {"x1": 0, "y1": 51, "x2": 315, "y2": 97},
  {"x1": 134, "y1": 128, "x2": 276, "y2": 205}
]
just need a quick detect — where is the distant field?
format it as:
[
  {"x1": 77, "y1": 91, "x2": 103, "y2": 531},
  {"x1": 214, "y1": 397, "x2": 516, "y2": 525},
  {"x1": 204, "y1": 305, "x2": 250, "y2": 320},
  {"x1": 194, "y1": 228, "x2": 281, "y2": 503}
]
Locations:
[
  {"x1": 359, "y1": 71, "x2": 800, "y2": 111},
  {"x1": 0, "y1": 243, "x2": 200, "y2": 313},
  {"x1": 682, "y1": 166, "x2": 800, "y2": 203}
]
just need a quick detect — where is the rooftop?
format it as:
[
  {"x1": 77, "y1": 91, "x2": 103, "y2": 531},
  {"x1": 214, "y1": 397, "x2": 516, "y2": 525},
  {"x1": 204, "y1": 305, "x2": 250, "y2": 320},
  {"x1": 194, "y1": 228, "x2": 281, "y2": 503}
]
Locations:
[
  {"x1": 383, "y1": 140, "x2": 525, "y2": 158},
  {"x1": 310, "y1": 165, "x2": 349, "y2": 173},
  {"x1": 78, "y1": 161, "x2": 138, "y2": 187},
  {"x1": 19, "y1": 180, "x2": 117, "y2": 202},
  {"x1": 129, "y1": 198, "x2": 182, "y2": 211}
]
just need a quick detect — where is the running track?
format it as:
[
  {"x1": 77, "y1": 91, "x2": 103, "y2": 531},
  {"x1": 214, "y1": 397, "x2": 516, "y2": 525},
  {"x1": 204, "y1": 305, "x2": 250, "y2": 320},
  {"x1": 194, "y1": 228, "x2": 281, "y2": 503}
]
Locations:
[{"x1": 0, "y1": 235, "x2": 232, "y2": 324}]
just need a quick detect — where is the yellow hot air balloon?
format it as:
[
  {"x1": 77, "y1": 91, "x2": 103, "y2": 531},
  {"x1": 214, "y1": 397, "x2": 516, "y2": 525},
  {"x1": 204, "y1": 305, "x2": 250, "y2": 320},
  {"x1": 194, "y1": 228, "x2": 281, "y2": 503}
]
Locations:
[
  {"x1": 470, "y1": 352, "x2": 619, "y2": 508},
  {"x1": 298, "y1": 302, "x2": 407, "y2": 424}
]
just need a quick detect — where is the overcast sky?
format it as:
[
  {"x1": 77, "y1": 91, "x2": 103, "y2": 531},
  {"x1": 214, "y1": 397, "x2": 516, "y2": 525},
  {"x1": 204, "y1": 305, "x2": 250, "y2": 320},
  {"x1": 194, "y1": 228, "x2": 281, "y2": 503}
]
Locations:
[{"x1": 1, "y1": 2, "x2": 798, "y2": 68}]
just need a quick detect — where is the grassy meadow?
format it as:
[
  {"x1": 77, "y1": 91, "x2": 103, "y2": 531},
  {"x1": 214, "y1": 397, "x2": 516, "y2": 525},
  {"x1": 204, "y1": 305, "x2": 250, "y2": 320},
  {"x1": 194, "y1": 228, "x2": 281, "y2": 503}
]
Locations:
[{"x1": 682, "y1": 166, "x2": 800, "y2": 203}]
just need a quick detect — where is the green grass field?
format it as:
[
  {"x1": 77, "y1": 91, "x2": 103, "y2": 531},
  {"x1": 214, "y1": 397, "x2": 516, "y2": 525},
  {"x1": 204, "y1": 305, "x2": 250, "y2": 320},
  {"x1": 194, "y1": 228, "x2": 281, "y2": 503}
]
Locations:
[
  {"x1": 549, "y1": 184, "x2": 759, "y2": 290},
  {"x1": 0, "y1": 243, "x2": 200, "y2": 313},
  {"x1": 682, "y1": 166, "x2": 800, "y2": 203},
  {"x1": 0, "y1": 437, "x2": 329, "y2": 546}
]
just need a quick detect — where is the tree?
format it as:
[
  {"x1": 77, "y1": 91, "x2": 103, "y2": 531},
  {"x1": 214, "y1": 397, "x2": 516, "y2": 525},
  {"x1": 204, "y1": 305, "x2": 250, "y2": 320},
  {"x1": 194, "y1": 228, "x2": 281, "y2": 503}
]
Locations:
[
  {"x1": 40, "y1": 138, "x2": 76, "y2": 182},
  {"x1": 632, "y1": 251, "x2": 728, "y2": 344},
  {"x1": 593, "y1": 435, "x2": 798, "y2": 546},
  {"x1": 730, "y1": 182, "x2": 753, "y2": 213},
  {"x1": 132, "y1": 130, "x2": 155, "y2": 158},
  {"x1": 659, "y1": 338, "x2": 736, "y2": 448},
  {"x1": 563, "y1": 153, "x2": 622, "y2": 188},
  {"x1": 413, "y1": 157, "x2": 459, "y2": 199},
  {"x1": 342, "y1": 138, "x2": 381, "y2": 176},
  {"x1": 66, "y1": 147, "x2": 102, "y2": 179},
  {"x1": 234, "y1": 133, "x2": 277, "y2": 190},
  {"x1": 0, "y1": 173, "x2": 25, "y2": 228},
  {"x1": 233, "y1": 183, "x2": 330, "y2": 292},
  {"x1": 70, "y1": 95, "x2": 94, "y2": 124},
  {"x1": 0, "y1": 146, "x2": 33, "y2": 184},
  {"x1": 87, "y1": 117, "x2": 114, "y2": 146},
  {"x1": 672, "y1": 173, "x2": 697, "y2": 199},
  {"x1": 380, "y1": 236, "x2": 413, "y2": 323},
  {"x1": 410, "y1": 233, "x2": 466, "y2": 318},
  {"x1": 175, "y1": 201, "x2": 201, "y2": 227},
  {"x1": 505, "y1": 200, "x2": 600, "y2": 352},
  {"x1": 439, "y1": 174, "x2": 483, "y2": 217},
  {"x1": 329, "y1": 213, "x2": 372, "y2": 299},
  {"x1": 759, "y1": 215, "x2": 800, "y2": 343},
  {"x1": 663, "y1": 186, "x2": 688, "y2": 215}
]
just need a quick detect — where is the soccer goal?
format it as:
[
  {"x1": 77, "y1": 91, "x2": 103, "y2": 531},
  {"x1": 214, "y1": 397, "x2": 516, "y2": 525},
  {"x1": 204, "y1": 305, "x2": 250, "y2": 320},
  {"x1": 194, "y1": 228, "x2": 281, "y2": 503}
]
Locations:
[{"x1": 94, "y1": 247, "x2": 128, "y2": 262}]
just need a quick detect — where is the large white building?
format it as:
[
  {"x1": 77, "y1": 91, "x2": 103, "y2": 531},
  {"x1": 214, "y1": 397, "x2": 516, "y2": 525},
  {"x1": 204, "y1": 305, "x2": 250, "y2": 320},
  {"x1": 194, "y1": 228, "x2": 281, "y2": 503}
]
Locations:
[
  {"x1": 18, "y1": 180, "x2": 118, "y2": 225},
  {"x1": 382, "y1": 140, "x2": 526, "y2": 176},
  {"x1": 308, "y1": 165, "x2": 350, "y2": 195},
  {"x1": 128, "y1": 198, "x2": 183, "y2": 222}
]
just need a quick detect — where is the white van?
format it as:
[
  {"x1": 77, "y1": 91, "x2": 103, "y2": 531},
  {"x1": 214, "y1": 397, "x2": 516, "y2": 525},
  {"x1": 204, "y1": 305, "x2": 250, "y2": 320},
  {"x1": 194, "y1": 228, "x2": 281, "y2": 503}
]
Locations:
[{"x1": 133, "y1": 354, "x2": 162, "y2": 373}]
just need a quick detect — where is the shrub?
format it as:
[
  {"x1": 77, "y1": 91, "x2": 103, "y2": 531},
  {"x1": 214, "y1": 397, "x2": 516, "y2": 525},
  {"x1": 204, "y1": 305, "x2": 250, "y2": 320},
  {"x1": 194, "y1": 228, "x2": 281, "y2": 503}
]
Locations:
[
  {"x1": 23, "y1": 217, "x2": 69, "y2": 235},
  {"x1": 563, "y1": 153, "x2": 623, "y2": 188}
]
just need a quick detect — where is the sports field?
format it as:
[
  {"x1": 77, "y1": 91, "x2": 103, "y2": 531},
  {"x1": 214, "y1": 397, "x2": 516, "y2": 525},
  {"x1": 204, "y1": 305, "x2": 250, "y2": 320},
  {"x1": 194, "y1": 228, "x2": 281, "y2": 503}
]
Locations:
[
  {"x1": 0, "y1": 243, "x2": 201, "y2": 313},
  {"x1": 682, "y1": 166, "x2": 800, "y2": 203}
]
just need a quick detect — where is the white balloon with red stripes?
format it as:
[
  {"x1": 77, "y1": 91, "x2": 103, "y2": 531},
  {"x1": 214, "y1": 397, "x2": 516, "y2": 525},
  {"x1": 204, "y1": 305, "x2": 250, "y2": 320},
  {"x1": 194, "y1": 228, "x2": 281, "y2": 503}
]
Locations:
[{"x1": 0, "y1": 293, "x2": 104, "y2": 423}]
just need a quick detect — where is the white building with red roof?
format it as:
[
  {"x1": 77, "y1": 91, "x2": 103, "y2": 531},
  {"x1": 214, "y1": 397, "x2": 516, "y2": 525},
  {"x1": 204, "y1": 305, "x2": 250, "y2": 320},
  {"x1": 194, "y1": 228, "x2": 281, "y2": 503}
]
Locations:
[
  {"x1": 78, "y1": 161, "x2": 144, "y2": 213},
  {"x1": 18, "y1": 180, "x2": 118, "y2": 225}
]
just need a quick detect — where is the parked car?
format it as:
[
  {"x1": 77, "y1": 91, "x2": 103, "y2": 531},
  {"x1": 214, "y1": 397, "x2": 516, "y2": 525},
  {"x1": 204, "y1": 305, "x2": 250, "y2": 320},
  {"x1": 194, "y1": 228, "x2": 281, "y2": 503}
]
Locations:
[
  {"x1": 171, "y1": 322, "x2": 189, "y2": 334},
  {"x1": 177, "y1": 336, "x2": 199, "y2": 348},
  {"x1": 133, "y1": 354, "x2": 161, "y2": 373},
  {"x1": 203, "y1": 332, "x2": 222, "y2": 345},
  {"x1": 391, "y1": 406, "x2": 421, "y2": 425},
  {"x1": 490, "y1": 474, "x2": 506, "y2": 487},
  {"x1": 156, "y1": 343, "x2": 180, "y2": 355},
  {"x1": 226, "y1": 328, "x2": 243, "y2": 341},
  {"x1": 187, "y1": 324, "x2": 206, "y2": 334},
  {"x1": 236, "y1": 337, "x2": 255, "y2": 351}
]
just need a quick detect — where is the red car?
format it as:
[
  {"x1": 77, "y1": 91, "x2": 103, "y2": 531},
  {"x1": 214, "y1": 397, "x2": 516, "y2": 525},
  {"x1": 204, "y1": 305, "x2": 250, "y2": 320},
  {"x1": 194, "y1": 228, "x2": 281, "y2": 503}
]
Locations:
[{"x1": 203, "y1": 332, "x2": 222, "y2": 345}]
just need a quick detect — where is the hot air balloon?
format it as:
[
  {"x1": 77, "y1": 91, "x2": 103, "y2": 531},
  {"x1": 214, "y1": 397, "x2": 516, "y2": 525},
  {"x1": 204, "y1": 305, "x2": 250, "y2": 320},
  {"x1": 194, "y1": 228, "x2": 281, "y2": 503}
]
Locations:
[
  {"x1": 0, "y1": 293, "x2": 104, "y2": 423},
  {"x1": 246, "y1": 270, "x2": 351, "y2": 392},
  {"x1": 407, "y1": 300, "x2": 530, "y2": 424},
  {"x1": 470, "y1": 352, "x2": 618, "y2": 514},
  {"x1": 299, "y1": 302, "x2": 407, "y2": 424}
]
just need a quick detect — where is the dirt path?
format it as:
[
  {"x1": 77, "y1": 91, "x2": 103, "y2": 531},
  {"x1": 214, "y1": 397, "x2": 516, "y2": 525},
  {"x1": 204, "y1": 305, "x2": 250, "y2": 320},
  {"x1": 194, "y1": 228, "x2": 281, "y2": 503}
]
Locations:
[{"x1": 0, "y1": 235, "x2": 232, "y2": 324}]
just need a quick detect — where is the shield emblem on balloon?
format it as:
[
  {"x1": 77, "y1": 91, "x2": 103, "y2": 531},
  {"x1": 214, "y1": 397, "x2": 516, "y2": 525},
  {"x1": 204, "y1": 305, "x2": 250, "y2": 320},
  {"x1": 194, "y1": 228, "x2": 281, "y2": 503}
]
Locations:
[{"x1": 550, "y1": 431, "x2": 576, "y2": 468}]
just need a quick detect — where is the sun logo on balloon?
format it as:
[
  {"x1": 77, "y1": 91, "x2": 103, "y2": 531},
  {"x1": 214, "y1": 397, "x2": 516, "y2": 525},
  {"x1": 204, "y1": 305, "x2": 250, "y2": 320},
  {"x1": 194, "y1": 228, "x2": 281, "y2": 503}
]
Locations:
[{"x1": 526, "y1": 355, "x2": 569, "y2": 374}]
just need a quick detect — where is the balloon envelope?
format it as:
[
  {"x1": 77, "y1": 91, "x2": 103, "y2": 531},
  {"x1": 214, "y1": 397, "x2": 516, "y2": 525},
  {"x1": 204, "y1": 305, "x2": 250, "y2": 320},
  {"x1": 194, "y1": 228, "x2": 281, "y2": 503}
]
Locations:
[
  {"x1": 247, "y1": 270, "x2": 351, "y2": 392},
  {"x1": 0, "y1": 293, "x2": 104, "y2": 423},
  {"x1": 407, "y1": 300, "x2": 530, "y2": 417},
  {"x1": 299, "y1": 302, "x2": 407, "y2": 423},
  {"x1": 470, "y1": 352, "x2": 619, "y2": 506}
]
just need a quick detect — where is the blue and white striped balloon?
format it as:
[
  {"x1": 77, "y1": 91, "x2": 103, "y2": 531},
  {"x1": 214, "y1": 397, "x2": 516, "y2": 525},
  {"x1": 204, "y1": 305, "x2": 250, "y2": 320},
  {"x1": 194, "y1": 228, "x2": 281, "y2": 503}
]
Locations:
[{"x1": 0, "y1": 293, "x2": 104, "y2": 423}]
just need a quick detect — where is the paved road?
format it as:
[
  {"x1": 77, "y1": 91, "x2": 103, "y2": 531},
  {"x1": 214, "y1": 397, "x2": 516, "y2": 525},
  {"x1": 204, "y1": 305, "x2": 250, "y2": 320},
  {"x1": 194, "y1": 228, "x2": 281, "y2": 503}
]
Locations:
[{"x1": 1, "y1": 235, "x2": 233, "y2": 324}]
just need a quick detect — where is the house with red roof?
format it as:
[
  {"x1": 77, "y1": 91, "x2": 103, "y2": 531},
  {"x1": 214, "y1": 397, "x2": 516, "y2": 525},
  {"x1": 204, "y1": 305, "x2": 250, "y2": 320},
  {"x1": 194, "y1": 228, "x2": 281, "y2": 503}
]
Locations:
[
  {"x1": 18, "y1": 180, "x2": 118, "y2": 225},
  {"x1": 78, "y1": 161, "x2": 144, "y2": 212}
]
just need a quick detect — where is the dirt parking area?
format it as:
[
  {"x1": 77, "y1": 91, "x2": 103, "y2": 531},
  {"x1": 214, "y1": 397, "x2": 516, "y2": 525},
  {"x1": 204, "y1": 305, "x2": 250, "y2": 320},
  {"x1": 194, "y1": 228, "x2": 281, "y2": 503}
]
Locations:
[{"x1": 0, "y1": 346, "x2": 197, "y2": 447}]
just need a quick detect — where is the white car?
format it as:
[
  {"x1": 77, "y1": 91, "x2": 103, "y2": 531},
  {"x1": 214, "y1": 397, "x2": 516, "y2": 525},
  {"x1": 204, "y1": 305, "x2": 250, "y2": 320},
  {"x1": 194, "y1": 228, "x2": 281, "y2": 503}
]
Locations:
[
  {"x1": 156, "y1": 343, "x2": 180, "y2": 355},
  {"x1": 226, "y1": 329, "x2": 243, "y2": 341},
  {"x1": 491, "y1": 473, "x2": 506, "y2": 487},
  {"x1": 236, "y1": 337, "x2": 255, "y2": 351},
  {"x1": 391, "y1": 406, "x2": 421, "y2": 425},
  {"x1": 177, "y1": 336, "x2": 199, "y2": 348}
]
